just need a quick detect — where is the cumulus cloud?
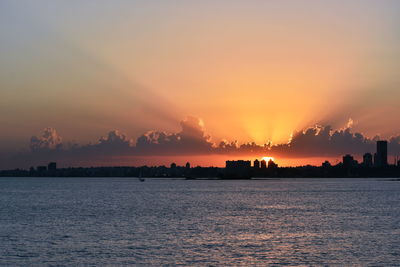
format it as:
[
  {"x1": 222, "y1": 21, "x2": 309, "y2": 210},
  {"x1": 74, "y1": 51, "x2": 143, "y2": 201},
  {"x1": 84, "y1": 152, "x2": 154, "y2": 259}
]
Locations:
[
  {"x1": 135, "y1": 116, "x2": 213, "y2": 155},
  {"x1": 30, "y1": 127, "x2": 63, "y2": 151},
  {"x1": 24, "y1": 119, "x2": 400, "y2": 158},
  {"x1": 4, "y1": 117, "x2": 400, "y2": 169},
  {"x1": 134, "y1": 117, "x2": 388, "y2": 157},
  {"x1": 70, "y1": 130, "x2": 134, "y2": 157},
  {"x1": 97, "y1": 130, "x2": 133, "y2": 149},
  {"x1": 217, "y1": 140, "x2": 239, "y2": 152},
  {"x1": 270, "y1": 125, "x2": 375, "y2": 157}
]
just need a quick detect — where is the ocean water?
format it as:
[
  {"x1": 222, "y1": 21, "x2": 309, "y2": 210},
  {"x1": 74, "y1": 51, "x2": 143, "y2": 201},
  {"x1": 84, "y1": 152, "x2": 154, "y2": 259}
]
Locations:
[{"x1": 1, "y1": 177, "x2": 400, "y2": 266}]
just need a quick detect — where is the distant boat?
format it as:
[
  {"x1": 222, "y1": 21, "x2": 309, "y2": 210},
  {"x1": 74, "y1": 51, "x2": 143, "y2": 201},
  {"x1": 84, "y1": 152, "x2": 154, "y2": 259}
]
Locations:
[{"x1": 138, "y1": 171, "x2": 145, "y2": 182}]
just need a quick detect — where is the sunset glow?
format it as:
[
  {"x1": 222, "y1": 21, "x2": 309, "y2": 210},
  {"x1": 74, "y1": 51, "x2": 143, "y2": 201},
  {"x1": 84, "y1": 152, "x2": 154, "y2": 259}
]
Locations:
[
  {"x1": 3, "y1": 2, "x2": 400, "y2": 267},
  {"x1": 1, "y1": 1, "x2": 400, "y2": 168},
  {"x1": 262, "y1": 157, "x2": 275, "y2": 163}
]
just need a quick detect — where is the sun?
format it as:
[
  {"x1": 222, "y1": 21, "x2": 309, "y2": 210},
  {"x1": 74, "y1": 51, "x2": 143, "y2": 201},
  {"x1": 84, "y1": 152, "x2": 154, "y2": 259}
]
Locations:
[{"x1": 262, "y1": 156, "x2": 275, "y2": 162}]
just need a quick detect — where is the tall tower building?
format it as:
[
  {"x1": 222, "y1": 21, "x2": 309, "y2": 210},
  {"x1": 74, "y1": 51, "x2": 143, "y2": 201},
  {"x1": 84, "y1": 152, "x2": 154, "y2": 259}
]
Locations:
[
  {"x1": 48, "y1": 162, "x2": 57, "y2": 171},
  {"x1": 260, "y1": 160, "x2": 267, "y2": 169},
  {"x1": 362, "y1": 153, "x2": 373, "y2": 167},
  {"x1": 343, "y1": 154, "x2": 355, "y2": 168},
  {"x1": 253, "y1": 159, "x2": 260, "y2": 168},
  {"x1": 376, "y1": 140, "x2": 388, "y2": 167}
]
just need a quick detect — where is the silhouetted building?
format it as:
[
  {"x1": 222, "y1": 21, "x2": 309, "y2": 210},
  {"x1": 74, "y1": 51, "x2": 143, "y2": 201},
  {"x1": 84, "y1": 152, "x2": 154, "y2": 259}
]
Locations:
[
  {"x1": 226, "y1": 160, "x2": 251, "y2": 169},
  {"x1": 322, "y1": 161, "x2": 331, "y2": 168},
  {"x1": 253, "y1": 159, "x2": 260, "y2": 169},
  {"x1": 170, "y1": 162, "x2": 177, "y2": 169},
  {"x1": 224, "y1": 160, "x2": 252, "y2": 179},
  {"x1": 375, "y1": 140, "x2": 388, "y2": 167},
  {"x1": 185, "y1": 162, "x2": 190, "y2": 169},
  {"x1": 343, "y1": 154, "x2": 357, "y2": 168},
  {"x1": 268, "y1": 159, "x2": 278, "y2": 168},
  {"x1": 48, "y1": 162, "x2": 57, "y2": 171},
  {"x1": 362, "y1": 153, "x2": 373, "y2": 167},
  {"x1": 37, "y1": 166, "x2": 47, "y2": 172},
  {"x1": 260, "y1": 159, "x2": 267, "y2": 169}
]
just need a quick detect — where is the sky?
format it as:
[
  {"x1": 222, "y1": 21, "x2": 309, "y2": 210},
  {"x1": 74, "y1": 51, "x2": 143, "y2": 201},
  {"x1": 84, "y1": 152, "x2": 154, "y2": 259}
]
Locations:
[{"x1": 1, "y1": 1, "x2": 400, "y2": 168}]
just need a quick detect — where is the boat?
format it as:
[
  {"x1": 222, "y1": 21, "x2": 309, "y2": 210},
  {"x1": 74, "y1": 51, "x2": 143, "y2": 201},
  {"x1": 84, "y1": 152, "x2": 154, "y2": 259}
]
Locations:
[{"x1": 138, "y1": 171, "x2": 145, "y2": 182}]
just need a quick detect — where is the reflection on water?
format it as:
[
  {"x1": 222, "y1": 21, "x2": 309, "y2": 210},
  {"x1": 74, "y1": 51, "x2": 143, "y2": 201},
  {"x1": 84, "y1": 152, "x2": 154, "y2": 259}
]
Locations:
[{"x1": 1, "y1": 178, "x2": 400, "y2": 266}]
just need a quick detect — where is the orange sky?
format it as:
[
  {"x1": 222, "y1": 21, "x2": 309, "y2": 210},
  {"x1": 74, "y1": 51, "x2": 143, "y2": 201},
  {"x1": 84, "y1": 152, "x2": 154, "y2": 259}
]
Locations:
[
  {"x1": 117, "y1": 155, "x2": 341, "y2": 168},
  {"x1": 1, "y1": 1, "x2": 400, "y2": 167}
]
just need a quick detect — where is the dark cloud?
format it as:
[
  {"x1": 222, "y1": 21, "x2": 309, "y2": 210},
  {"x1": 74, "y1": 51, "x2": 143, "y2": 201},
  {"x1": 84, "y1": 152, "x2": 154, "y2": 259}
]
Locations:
[
  {"x1": 270, "y1": 125, "x2": 376, "y2": 157},
  {"x1": 54, "y1": 130, "x2": 134, "y2": 163},
  {"x1": 1, "y1": 129, "x2": 134, "y2": 169},
  {"x1": 135, "y1": 116, "x2": 213, "y2": 155},
  {"x1": 87, "y1": 130, "x2": 133, "y2": 153}
]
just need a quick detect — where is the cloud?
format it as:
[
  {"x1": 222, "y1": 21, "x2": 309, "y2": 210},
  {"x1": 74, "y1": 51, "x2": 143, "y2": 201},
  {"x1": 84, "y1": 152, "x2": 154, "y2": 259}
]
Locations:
[
  {"x1": 346, "y1": 118, "x2": 354, "y2": 129},
  {"x1": 3, "y1": 117, "x2": 400, "y2": 169},
  {"x1": 270, "y1": 125, "x2": 375, "y2": 157},
  {"x1": 30, "y1": 127, "x2": 63, "y2": 151},
  {"x1": 94, "y1": 130, "x2": 133, "y2": 151},
  {"x1": 135, "y1": 116, "x2": 213, "y2": 155},
  {"x1": 134, "y1": 117, "x2": 394, "y2": 158},
  {"x1": 65, "y1": 130, "x2": 135, "y2": 158}
]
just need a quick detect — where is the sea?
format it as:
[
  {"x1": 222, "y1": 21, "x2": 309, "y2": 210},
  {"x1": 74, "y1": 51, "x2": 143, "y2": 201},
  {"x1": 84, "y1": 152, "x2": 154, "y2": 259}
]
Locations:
[{"x1": 1, "y1": 177, "x2": 400, "y2": 266}]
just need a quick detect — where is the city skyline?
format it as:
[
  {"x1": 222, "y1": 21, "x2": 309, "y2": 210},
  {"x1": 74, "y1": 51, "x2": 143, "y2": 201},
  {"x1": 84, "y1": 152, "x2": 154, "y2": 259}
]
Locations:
[{"x1": 3, "y1": 140, "x2": 399, "y2": 179}]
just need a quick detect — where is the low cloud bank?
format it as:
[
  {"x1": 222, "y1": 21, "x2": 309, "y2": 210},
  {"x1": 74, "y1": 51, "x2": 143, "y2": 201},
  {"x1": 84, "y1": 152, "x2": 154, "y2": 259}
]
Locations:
[
  {"x1": 272, "y1": 125, "x2": 376, "y2": 157},
  {"x1": 2, "y1": 116, "x2": 400, "y2": 168}
]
